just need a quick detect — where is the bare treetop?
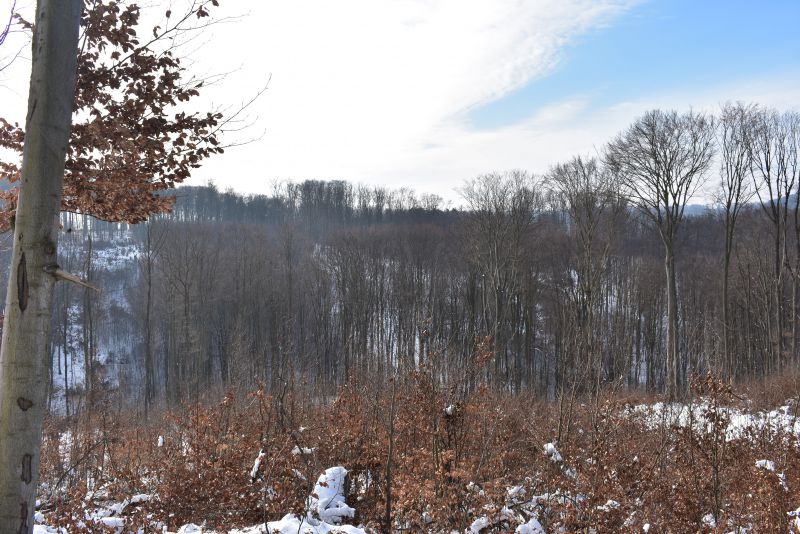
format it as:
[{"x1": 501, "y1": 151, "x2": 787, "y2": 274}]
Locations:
[
  {"x1": 717, "y1": 102, "x2": 757, "y2": 212},
  {"x1": 750, "y1": 108, "x2": 799, "y2": 221},
  {"x1": 547, "y1": 155, "x2": 622, "y2": 220},
  {"x1": 605, "y1": 109, "x2": 715, "y2": 239},
  {"x1": 605, "y1": 108, "x2": 715, "y2": 399}
]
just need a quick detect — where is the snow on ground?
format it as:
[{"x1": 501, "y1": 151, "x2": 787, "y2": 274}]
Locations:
[
  {"x1": 628, "y1": 400, "x2": 800, "y2": 441},
  {"x1": 255, "y1": 466, "x2": 362, "y2": 534},
  {"x1": 515, "y1": 517, "x2": 546, "y2": 534},
  {"x1": 93, "y1": 239, "x2": 141, "y2": 271},
  {"x1": 34, "y1": 467, "x2": 365, "y2": 534},
  {"x1": 260, "y1": 513, "x2": 364, "y2": 534},
  {"x1": 543, "y1": 442, "x2": 562, "y2": 463},
  {"x1": 307, "y1": 466, "x2": 356, "y2": 525},
  {"x1": 34, "y1": 397, "x2": 800, "y2": 533},
  {"x1": 48, "y1": 234, "x2": 142, "y2": 415}
]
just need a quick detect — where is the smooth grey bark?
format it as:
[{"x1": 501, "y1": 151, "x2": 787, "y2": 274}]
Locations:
[
  {"x1": 665, "y1": 250, "x2": 678, "y2": 396},
  {"x1": 0, "y1": 1, "x2": 82, "y2": 532}
]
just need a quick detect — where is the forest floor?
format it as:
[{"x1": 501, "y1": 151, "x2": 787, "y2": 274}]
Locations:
[{"x1": 33, "y1": 371, "x2": 800, "y2": 533}]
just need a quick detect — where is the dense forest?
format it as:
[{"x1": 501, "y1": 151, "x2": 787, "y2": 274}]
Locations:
[{"x1": 27, "y1": 105, "x2": 800, "y2": 416}]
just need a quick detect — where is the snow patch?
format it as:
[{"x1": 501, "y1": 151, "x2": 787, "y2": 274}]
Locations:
[
  {"x1": 515, "y1": 516, "x2": 546, "y2": 534},
  {"x1": 755, "y1": 459, "x2": 775, "y2": 472},
  {"x1": 629, "y1": 401, "x2": 800, "y2": 441},
  {"x1": 250, "y1": 449, "x2": 265, "y2": 481},
  {"x1": 597, "y1": 499, "x2": 620, "y2": 512},
  {"x1": 308, "y1": 466, "x2": 356, "y2": 524},
  {"x1": 291, "y1": 445, "x2": 315, "y2": 456},
  {"x1": 544, "y1": 442, "x2": 562, "y2": 463}
]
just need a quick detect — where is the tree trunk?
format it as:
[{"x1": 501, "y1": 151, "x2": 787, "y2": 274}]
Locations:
[
  {"x1": 0, "y1": 1, "x2": 82, "y2": 532},
  {"x1": 722, "y1": 249, "x2": 731, "y2": 379},
  {"x1": 665, "y1": 247, "x2": 679, "y2": 400},
  {"x1": 144, "y1": 225, "x2": 155, "y2": 419},
  {"x1": 774, "y1": 226, "x2": 783, "y2": 372},
  {"x1": 793, "y1": 240, "x2": 800, "y2": 364},
  {"x1": 82, "y1": 230, "x2": 94, "y2": 405}
]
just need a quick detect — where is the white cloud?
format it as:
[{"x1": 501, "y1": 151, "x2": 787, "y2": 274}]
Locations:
[
  {"x1": 366, "y1": 70, "x2": 800, "y2": 203},
  {"x1": 3, "y1": 0, "x2": 798, "y2": 205},
  {"x1": 189, "y1": 0, "x2": 641, "y2": 195}
]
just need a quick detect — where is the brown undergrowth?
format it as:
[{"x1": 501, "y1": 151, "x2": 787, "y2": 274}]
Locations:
[{"x1": 37, "y1": 371, "x2": 800, "y2": 533}]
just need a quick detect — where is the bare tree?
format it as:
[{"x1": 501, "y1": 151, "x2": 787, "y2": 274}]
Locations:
[
  {"x1": 548, "y1": 155, "x2": 624, "y2": 391},
  {"x1": 716, "y1": 102, "x2": 756, "y2": 376},
  {"x1": 750, "y1": 109, "x2": 796, "y2": 370},
  {"x1": 460, "y1": 171, "x2": 540, "y2": 389},
  {"x1": 606, "y1": 109, "x2": 716, "y2": 398},
  {"x1": 139, "y1": 220, "x2": 167, "y2": 419},
  {"x1": 786, "y1": 112, "x2": 800, "y2": 361},
  {"x1": 0, "y1": 1, "x2": 82, "y2": 532}
]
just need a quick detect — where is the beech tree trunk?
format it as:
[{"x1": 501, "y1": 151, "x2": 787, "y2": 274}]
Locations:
[
  {"x1": 665, "y1": 248, "x2": 678, "y2": 400},
  {"x1": 0, "y1": 1, "x2": 82, "y2": 532},
  {"x1": 722, "y1": 255, "x2": 731, "y2": 377}
]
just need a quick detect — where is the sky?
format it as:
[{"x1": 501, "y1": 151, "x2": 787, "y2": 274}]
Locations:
[{"x1": 1, "y1": 0, "x2": 799, "y2": 203}]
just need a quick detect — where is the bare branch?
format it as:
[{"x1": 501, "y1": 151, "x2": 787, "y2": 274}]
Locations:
[
  {"x1": 43, "y1": 264, "x2": 100, "y2": 292},
  {"x1": 0, "y1": 0, "x2": 14, "y2": 48}
]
